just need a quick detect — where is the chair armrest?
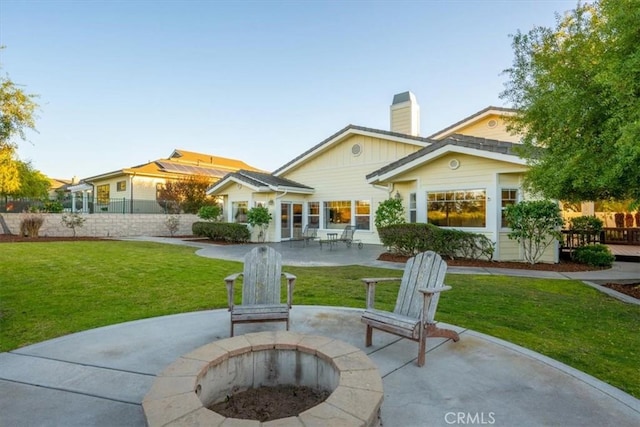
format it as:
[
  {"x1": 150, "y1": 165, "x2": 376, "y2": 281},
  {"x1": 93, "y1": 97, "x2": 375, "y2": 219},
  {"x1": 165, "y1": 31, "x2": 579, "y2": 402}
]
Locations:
[
  {"x1": 224, "y1": 273, "x2": 243, "y2": 310},
  {"x1": 418, "y1": 285, "x2": 452, "y2": 295},
  {"x1": 361, "y1": 277, "x2": 401, "y2": 310},
  {"x1": 361, "y1": 277, "x2": 401, "y2": 284},
  {"x1": 283, "y1": 272, "x2": 297, "y2": 308}
]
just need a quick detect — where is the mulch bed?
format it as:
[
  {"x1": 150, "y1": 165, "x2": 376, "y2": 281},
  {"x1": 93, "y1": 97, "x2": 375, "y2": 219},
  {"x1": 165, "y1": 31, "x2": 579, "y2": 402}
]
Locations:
[
  {"x1": 601, "y1": 282, "x2": 640, "y2": 299},
  {"x1": 377, "y1": 252, "x2": 603, "y2": 272},
  {"x1": 208, "y1": 385, "x2": 330, "y2": 422}
]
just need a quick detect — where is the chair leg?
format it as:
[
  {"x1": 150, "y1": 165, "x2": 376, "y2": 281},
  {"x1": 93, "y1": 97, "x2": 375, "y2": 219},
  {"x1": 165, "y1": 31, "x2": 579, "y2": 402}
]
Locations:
[
  {"x1": 286, "y1": 318, "x2": 290, "y2": 331},
  {"x1": 365, "y1": 325, "x2": 373, "y2": 347},
  {"x1": 417, "y1": 332, "x2": 426, "y2": 367},
  {"x1": 230, "y1": 322, "x2": 234, "y2": 337}
]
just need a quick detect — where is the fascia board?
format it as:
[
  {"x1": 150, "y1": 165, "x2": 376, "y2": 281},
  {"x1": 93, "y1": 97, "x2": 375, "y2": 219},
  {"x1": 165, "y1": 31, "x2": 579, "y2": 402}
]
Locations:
[
  {"x1": 275, "y1": 128, "x2": 429, "y2": 176},
  {"x1": 429, "y1": 109, "x2": 516, "y2": 140},
  {"x1": 207, "y1": 176, "x2": 261, "y2": 195},
  {"x1": 369, "y1": 145, "x2": 526, "y2": 184}
]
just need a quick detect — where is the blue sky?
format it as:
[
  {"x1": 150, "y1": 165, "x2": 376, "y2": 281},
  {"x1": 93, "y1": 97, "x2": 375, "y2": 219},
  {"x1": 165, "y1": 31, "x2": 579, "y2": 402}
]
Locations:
[{"x1": 1, "y1": 0, "x2": 579, "y2": 180}]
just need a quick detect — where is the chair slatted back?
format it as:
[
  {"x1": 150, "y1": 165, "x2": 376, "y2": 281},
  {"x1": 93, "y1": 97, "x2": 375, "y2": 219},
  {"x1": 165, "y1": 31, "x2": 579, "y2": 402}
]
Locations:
[
  {"x1": 241, "y1": 246, "x2": 282, "y2": 305},
  {"x1": 394, "y1": 251, "x2": 448, "y2": 322}
]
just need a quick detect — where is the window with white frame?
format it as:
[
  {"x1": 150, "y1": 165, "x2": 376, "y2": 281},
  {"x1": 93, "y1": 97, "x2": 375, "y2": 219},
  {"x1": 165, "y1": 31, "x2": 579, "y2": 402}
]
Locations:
[
  {"x1": 409, "y1": 193, "x2": 417, "y2": 223},
  {"x1": 307, "y1": 202, "x2": 320, "y2": 227},
  {"x1": 427, "y1": 189, "x2": 486, "y2": 227},
  {"x1": 355, "y1": 200, "x2": 370, "y2": 230},
  {"x1": 501, "y1": 189, "x2": 519, "y2": 228},
  {"x1": 324, "y1": 200, "x2": 351, "y2": 229},
  {"x1": 232, "y1": 201, "x2": 248, "y2": 223}
]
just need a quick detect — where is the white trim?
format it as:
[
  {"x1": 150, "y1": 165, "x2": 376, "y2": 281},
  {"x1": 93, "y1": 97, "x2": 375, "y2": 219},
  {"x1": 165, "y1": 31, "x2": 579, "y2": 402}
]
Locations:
[
  {"x1": 368, "y1": 145, "x2": 527, "y2": 184},
  {"x1": 275, "y1": 127, "x2": 429, "y2": 176},
  {"x1": 428, "y1": 108, "x2": 516, "y2": 140}
]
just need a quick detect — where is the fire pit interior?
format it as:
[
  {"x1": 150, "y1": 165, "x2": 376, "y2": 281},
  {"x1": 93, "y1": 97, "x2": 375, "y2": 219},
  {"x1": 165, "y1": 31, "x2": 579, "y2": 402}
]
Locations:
[{"x1": 142, "y1": 331, "x2": 383, "y2": 426}]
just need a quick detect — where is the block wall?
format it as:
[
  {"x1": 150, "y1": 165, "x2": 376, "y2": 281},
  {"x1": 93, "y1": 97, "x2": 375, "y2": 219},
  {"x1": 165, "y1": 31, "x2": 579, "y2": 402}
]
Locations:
[{"x1": 0, "y1": 213, "x2": 199, "y2": 238}]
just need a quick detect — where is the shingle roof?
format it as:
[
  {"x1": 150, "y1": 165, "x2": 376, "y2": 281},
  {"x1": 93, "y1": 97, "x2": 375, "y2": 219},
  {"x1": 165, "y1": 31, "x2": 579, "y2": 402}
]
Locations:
[
  {"x1": 366, "y1": 134, "x2": 521, "y2": 180},
  {"x1": 209, "y1": 169, "x2": 313, "y2": 194},
  {"x1": 273, "y1": 124, "x2": 432, "y2": 175}
]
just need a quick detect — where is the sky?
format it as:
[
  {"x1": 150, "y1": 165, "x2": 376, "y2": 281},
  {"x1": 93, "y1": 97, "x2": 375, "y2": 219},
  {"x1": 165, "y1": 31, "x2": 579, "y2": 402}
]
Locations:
[{"x1": 1, "y1": 0, "x2": 581, "y2": 181}]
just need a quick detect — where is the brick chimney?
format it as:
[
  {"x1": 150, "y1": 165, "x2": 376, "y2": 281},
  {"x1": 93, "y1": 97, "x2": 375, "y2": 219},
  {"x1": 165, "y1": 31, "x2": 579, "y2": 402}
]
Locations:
[{"x1": 390, "y1": 91, "x2": 420, "y2": 136}]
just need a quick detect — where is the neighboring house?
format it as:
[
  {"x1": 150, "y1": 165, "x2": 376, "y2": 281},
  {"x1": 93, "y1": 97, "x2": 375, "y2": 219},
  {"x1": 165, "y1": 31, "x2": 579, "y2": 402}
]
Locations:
[
  {"x1": 208, "y1": 91, "x2": 552, "y2": 262},
  {"x1": 47, "y1": 177, "x2": 72, "y2": 200},
  {"x1": 69, "y1": 149, "x2": 261, "y2": 213}
]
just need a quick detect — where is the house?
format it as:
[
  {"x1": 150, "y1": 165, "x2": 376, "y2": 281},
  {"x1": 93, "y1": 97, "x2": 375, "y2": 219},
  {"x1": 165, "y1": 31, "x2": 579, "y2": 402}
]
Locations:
[
  {"x1": 69, "y1": 149, "x2": 261, "y2": 214},
  {"x1": 208, "y1": 92, "x2": 556, "y2": 262}
]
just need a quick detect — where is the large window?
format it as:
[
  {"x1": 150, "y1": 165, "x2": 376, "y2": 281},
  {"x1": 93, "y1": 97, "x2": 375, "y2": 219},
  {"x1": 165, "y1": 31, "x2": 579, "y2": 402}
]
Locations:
[
  {"x1": 501, "y1": 189, "x2": 519, "y2": 228},
  {"x1": 307, "y1": 201, "x2": 320, "y2": 227},
  {"x1": 355, "y1": 200, "x2": 370, "y2": 230},
  {"x1": 97, "y1": 184, "x2": 110, "y2": 204},
  {"x1": 233, "y1": 201, "x2": 248, "y2": 223},
  {"x1": 427, "y1": 190, "x2": 486, "y2": 227},
  {"x1": 324, "y1": 201, "x2": 351, "y2": 229}
]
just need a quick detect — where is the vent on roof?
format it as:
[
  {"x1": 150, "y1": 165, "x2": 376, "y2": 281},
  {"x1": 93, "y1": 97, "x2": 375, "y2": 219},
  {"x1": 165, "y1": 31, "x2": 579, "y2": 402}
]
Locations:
[
  {"x1": 487, "y1": 119, "x2": 498, "y2": 128},
  {"x1": 351, "y1": 143, "x2": 362, "y2": 156},
  {"x1": 449, "y1": 159, "x2": 460, "y2": 170}
]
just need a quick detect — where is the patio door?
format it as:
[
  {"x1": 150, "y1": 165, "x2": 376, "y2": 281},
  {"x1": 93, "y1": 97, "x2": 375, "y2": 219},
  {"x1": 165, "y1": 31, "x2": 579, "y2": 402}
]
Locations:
[{"x1": 281, "y1": 202, "x2": 303, "y2": 240}]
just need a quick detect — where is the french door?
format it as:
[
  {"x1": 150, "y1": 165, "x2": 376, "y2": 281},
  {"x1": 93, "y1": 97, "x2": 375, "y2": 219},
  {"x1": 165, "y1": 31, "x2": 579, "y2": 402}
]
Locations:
[{"x1": 281, "y1": 202, "x2": 303, "y2": 240}]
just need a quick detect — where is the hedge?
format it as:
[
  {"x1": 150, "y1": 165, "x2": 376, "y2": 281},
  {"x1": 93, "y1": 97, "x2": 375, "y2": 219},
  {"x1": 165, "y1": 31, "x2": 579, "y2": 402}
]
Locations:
[{"x1": 192, "y1": 222, "x2": 250, "y2": 243}]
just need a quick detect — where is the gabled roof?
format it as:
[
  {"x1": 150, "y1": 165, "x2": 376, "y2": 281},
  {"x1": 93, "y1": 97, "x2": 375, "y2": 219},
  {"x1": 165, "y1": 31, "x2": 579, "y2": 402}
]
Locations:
[
  {"x1": 82, "y1": 149, "x2": 262, "y2": 182},
  {"x1": 168, "y1": 149, "x2": 261, "y2": 171},
  {"x1": 366, "y1": 134, "x2": 526, "y2": 184},
  {"x1": 427, "y1": 106, "x2": 517, "y2": 140},
  {"x1": 273, "y1": 124, "x2": 432, "y2": 176},
  {"x1": 207, "y1": 170, "x2": 314, "y2": 195}
]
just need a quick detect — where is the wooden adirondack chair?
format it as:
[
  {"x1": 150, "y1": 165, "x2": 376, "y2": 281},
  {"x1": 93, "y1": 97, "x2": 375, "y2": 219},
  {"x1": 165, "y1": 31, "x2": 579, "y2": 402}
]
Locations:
[
  {"x1": 360, "y1": 250, "x2": 459, "y2": 367},
  {"x1": 224, "y1": 246, "x2": 296, "y2": 336}
]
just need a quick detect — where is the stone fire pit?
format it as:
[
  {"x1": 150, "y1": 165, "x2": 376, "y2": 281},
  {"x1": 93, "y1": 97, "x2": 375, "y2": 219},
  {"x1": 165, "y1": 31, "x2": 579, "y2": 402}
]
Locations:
[{"x1": 142, "y1": 331, "x2": 383, "y2": 426}]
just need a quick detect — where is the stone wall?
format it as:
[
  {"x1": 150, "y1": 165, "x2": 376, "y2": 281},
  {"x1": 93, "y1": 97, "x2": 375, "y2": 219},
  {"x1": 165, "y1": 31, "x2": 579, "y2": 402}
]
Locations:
[{"x1": 0, "y1": 213, "x2": 199, "y2": 238}]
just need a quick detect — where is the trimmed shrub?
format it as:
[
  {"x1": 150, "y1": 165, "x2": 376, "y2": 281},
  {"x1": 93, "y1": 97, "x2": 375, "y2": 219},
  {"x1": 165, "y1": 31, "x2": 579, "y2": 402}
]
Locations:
[
  {"x1": 572, "y1": 244, "x2": 615, "y2": 268},
  {"x1": 192, "y1": 221, "x2": 250, "y2": 243},
  {"x1": 377, "y1": 223, "x2": 494, "y2": 260},
  {"x1": 569, "y1": 215, "x2": 603, "y2": 246},
  {"x1": 374, "y1": 198, "x2": 405, "y2": 229}
]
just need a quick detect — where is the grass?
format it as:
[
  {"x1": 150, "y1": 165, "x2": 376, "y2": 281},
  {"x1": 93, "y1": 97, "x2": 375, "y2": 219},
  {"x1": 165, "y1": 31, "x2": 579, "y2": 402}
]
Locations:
[{"x1": 1, "y1": 240, "x2": 638, "y2": 398}]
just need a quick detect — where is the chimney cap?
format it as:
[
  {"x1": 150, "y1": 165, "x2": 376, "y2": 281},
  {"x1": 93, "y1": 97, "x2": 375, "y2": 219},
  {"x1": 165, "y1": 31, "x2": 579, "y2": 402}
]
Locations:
[{"x1": 392, "y1": 91, "x2": 416, "y2": 105}]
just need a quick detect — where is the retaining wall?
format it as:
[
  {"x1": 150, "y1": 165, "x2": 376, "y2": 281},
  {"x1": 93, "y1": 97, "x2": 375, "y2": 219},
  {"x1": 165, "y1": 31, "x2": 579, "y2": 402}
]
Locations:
[{"x1": 0, "y1": 213, "x2": 199, "y2": 238}]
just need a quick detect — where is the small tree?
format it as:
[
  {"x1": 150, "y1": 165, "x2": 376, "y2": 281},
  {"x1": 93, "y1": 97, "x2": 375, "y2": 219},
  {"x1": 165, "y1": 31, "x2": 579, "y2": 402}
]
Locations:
[
  {"x1": 197, "y1": 205, "x2": 221, "y2": 222},
  {"x1": 246, "y1": 205, "x2": 272, "y2": 242},
  {"x1": 374, "y1": 198, "x2": 405, "y2": 230},
  {"x1": 164, "y1": 215, "x2": 180, "y2": 237},
  {"x1": 505, "y1": 200, "x2": 563, "y2": 265},
  {"x1": 61, "y1": 213, "x2": 86, "y2": 237}
]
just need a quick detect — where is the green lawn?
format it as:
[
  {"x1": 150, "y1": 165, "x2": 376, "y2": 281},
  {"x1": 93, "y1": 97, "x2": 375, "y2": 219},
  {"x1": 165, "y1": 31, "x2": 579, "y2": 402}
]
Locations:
[{"x1": 1, "y1": 240, "x2": 638, "y2": 398}]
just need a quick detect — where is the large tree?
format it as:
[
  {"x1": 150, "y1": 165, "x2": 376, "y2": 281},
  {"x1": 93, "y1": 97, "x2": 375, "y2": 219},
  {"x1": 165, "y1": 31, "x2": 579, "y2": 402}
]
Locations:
[
  {"x1": 501, "y1": 0, "x2": 640, "y2": 205},
  {"x1": 1, "y1": 52, "x2": 40, "y2": 195}
]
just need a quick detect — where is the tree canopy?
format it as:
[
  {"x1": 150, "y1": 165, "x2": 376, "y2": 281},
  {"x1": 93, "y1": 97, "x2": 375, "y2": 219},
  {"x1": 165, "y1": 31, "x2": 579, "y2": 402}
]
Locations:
[
  {"x1": 501, "y1": 0, "x2": 640, "y2": 205},
  {"x1": 1, "y1": 60, "x2": 39, "y2": 150}
]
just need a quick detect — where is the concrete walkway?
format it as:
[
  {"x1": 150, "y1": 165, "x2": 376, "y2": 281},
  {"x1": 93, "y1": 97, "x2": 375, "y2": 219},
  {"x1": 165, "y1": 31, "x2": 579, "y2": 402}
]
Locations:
[{"x1": 1, "y1": 238, "x2": 638, "y2": 426}]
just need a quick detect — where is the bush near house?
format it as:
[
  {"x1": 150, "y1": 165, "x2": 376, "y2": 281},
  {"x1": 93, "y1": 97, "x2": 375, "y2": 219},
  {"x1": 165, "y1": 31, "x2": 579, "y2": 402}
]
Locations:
[
  {"x1": 378, "y1": 223, "x2": 494, "y2": 260},
  {"x1": 192, "y1": 221, "x2": 250, "y2": 243},
  {"x1": 572, "y1": 244, "x2": 615, "y2": 268},
  {"x1": 505, "y1": 200, "x2": 563, "y2": 265}
]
